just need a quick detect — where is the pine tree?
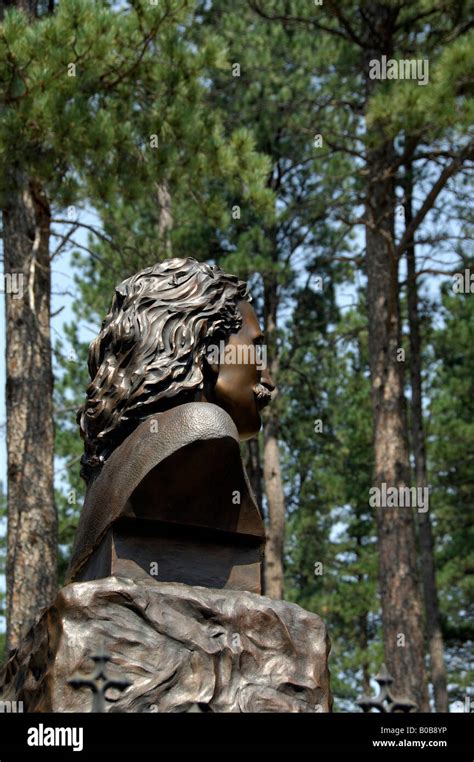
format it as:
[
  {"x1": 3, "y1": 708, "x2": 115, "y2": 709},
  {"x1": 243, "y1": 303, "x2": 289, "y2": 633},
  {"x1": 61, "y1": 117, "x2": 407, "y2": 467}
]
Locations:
[
  {"x1": 192, "y1": 0, "x2": 356, "y2": 597},
  {"x1": 283, "y1": 293, "x2": 380, "y2": 709},
  {"x1": 0, "y1": 0, "x2": 271, "y2": 649},
  {"x1": 250, "y1": 0, "x2": 473, "y2": 708},
  {"x1": 428, "y1": 277, "x2": 474, "y2": 701}
]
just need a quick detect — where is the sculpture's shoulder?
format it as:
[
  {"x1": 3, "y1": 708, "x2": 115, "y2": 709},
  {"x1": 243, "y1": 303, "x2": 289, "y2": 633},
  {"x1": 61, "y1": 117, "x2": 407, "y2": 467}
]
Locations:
[
  {"x1": 66, "y1": 403, "x2": 249, "y2": 583},
  {"x1": 113, "y1": 403, "x2": 238, "y2": 474},
  {"x1": 147, "y1": 402, "x2": 239, "y2": 447}
]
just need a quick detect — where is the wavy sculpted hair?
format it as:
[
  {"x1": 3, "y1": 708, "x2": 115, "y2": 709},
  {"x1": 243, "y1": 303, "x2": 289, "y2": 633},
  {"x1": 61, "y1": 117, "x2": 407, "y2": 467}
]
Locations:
[{"x1": 78, "y1": 257, "x2": 250, "y2": 483}]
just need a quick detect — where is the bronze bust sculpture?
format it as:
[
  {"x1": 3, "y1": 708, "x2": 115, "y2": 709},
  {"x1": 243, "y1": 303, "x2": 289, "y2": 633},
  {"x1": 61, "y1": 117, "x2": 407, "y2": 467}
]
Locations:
[
  {"x1": 1, "y1": 262, "x2": 331, "y2": 713},
  {"x1": 0, "y1": 259, "x2": 332, "y2": 713},
  {"x1": 66, "y1": 258, "x2": 274, "y2": 594}
]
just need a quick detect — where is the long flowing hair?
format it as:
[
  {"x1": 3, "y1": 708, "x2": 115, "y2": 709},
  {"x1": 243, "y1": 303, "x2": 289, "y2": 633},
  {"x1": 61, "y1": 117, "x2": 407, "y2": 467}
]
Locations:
[{"x1": 78, "y1": 257, "x2": 250, "y2": 483}]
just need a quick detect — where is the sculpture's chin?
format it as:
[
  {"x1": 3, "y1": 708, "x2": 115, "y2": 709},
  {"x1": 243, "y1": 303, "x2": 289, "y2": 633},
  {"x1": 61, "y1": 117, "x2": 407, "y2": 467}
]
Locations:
[
  {"x1": 210, "y1": 389, "x2": 263, "y2": 442},
  {"x1": 236, "y1": 412, "x2": 262, "y2": 441}
]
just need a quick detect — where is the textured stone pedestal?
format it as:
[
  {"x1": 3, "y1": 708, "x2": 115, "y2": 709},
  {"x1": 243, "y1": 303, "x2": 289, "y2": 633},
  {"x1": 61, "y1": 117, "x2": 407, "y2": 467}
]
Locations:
[{"x1": 0, "y1": 577, "x2": 331, "y2": 713}]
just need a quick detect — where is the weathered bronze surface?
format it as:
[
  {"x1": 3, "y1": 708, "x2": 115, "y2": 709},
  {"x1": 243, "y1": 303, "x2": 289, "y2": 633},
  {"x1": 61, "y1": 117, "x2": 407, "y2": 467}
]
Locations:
[
  {"x1": 0, "y1": 577, "x2": 332, "y2": 713},
  {"x1": 67, "y1": 258, "x2": 274, "y2": 593},
  {"x1": 68, "y1": 644, "x2": 131, "y2": 713}
]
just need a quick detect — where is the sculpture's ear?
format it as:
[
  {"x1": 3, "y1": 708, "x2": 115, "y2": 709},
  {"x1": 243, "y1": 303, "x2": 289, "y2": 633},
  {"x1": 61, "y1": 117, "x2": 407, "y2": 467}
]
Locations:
[
  {"x1": 202, "y1": 326, "x2": 219, "y2": 378},
  {"x1": 202, "y1": 350, "x2": 219, "y2": 379}
]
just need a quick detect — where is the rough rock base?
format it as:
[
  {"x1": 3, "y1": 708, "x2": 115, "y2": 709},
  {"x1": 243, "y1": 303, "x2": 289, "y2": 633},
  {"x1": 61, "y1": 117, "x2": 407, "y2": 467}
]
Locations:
[{"x1": 1, "y1": 576, "x2": 331, "y2": 712}]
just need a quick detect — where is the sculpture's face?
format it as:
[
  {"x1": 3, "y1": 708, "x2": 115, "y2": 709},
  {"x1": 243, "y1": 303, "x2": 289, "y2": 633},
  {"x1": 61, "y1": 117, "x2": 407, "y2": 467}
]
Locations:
[{"x1": 209, "y1": 301, "x2": 275, "y2": 440}]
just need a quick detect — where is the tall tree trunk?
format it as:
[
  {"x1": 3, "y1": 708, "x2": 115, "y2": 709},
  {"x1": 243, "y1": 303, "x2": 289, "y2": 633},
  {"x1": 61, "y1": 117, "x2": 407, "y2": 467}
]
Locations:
[
  {"x1": 262, "y1": 272, "x2": 285, "y2": 599},
  {"x1": 363, "y1": 3, "x2": 429, "y2": 711},
  {"x1": 243, "y1": 437, "x2": 265, "y2": 593},
  {"x1": 3, "y1": 170, "x2": 57, "y2": 651},
  {"x1": 404, "y1": 160, "x2": 449, "y2": 712},
  {"x1": 244, "y1": 438, "x2": 263, "y2": 514}
]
